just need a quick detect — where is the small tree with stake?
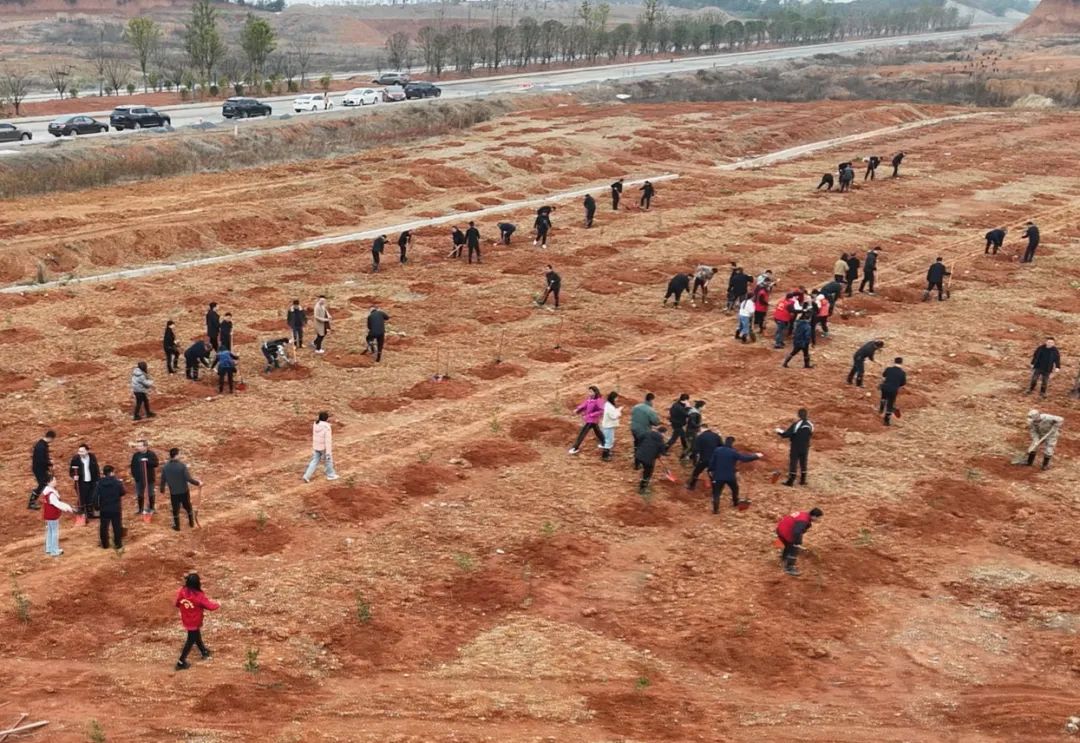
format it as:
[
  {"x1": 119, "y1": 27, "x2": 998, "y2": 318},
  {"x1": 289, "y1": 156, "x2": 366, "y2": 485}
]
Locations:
[
  {"x1": 47, "y1": 64, "x2": 73, "y2": 100},
  {"x1": 0, "y1": 69, "x2": 32, "y2": 115}
]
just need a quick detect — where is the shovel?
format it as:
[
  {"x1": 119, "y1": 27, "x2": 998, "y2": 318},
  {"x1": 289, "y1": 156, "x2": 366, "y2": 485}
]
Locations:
[
  {"x1": 193, "y1": 485, "x2": 203, "y2": 528},
  {"x1": 1011, "y1": 429, "x2": 1051, "y2": 464}
]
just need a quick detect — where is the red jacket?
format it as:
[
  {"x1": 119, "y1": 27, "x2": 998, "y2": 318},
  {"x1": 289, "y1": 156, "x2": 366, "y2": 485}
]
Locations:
[
  {"x1": 776, "y1": 510, "x2": 813, "y2": 544},
  {"x1": 176, "y1": 587, "x2": 220, "y2": 630},
  {"x1": 753, "y1": 288, "x2": 769, "y2": 313},
  {"x1": 773, "y1": 298, "x2": 794, "y2": 323}
]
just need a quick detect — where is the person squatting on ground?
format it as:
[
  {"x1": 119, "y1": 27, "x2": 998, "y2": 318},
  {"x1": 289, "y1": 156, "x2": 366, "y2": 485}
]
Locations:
[
  {"x1": 736, "y1": 293, "x2": 756, "y2": 343},
  {"x1": 664, "y1": 272, "x2": 691, "y2": 307},
  {"x1": 205, "y1": 302, "x2": 221, "y2": 352},
  {"x1": 583, "y1": 193, "x2": 596, "y2": 228},
  {"x1": 1021, "y1": 221, "x2": 1040, "y2": 263},
  {"x1": 131, "y1": 440, "x2": 159, "y2": 515},
  {"x1": 692, "y1": 265, "x2": 718, "y2": 304},
  {"x1": 639, "y1": 180, "x2": 655, "y2": 210},
  {"x1": 985, "y1": 228, "x2": 1006, "y2": 255},
  {"x1": 859, "y1": 247, "x2": 879, "y2": 294},
  {"x1": 630, "y1": 393, "x2": 661, "y2": 451},
  {"x1": 184, "y1": 338, "x2": 212, "y2": 381},
  {"x1": 466, "y1": 221, "x2": 482, "y2": 263},
  {"x1": 219, "y1": 313, "x2": 233, "y2": 351},
  {"x1": 782, "y1": 313, "x2": 814, "y2": 368},
  {"x1": 41, "y1": 474, "x2": 74, "y2": 557},
  {"x1": 686, "y1": 424, "x2": 721, "y2": 491},
  {"x1": 363, "y1": 307, "x2": 390, "y2": 363},
  {"x1": 539, "y1": 265, "x2": 561, "y2": 309},
  {"x1": 160, "y1": 448, "x2": 201, "y2": 531},
  {"x1": 611, "y1": 178, "x2": 623, "y2": 210},
  {"x1": 864, "y1": 155, "x2": 881, "y2": 181},
  {"x1": 398, "y1": 230, "x2": 412, "y2": 265},
  {"x1": 94, "y1": 465, "x2": 125, "y2": 550},
  {"x1": 498, "y1": 222, "x2": 516, "y2": 246},
  {"x1": 212, "y1": 347, "x2": 238, "y2": 394},
  {"x1": 28, "y1": 429, "x2": 55, "y2": 510},
  {"x1": 880, "y1": 357, "x2": 907, "y2": 426},
  {"x1": 600, "y1": 391, "x2": 622, "y2": 461},
  {"x1": 262, "y1": 338, "x2": 291, "y2": 372},
  {"x1": 371, "y1": 234, "x2": 387, "y2": 273},
  {"x1": 313, "y1": 295, "x2": 331, "y2": 353},
  {"x1": 665, "y1": 394, "x2": 692, "y2": 459},
  {"x1": 569, "y1": 386, "x2": 605, "y2": 455},
  {"x1": 891, "y1": 151, "x2": 905, "y2": 177},
  {"x1": 534, "y1": 206, "x2": 554, "y2": 248},
  {"x1": 163, "y1": 320, "x2": 180, "y2": 374},
  {"x1": 708, "y1": 437, "x2": 763, "y2": 513},
  {"x1": 1029, "y1": 337, "x2": 1061, "y2": 398},
  {"x1": 777, "y1": 409, "x2": 813, "y2": 486},
  {"x1": 816, "y1": 173, "x2": 834, "y2": 191},
  {"x1": 287, "y1": 300, "x2": 307, "y2": 350},
  {"x1": 924, "y1": 257, "x2": 950, "y2": 301},
  {"x1": 303, "y1": 412, "x2": 338, "y2": 482},
  {"x1": 634, "y1": 425, "x2": 668, "y2": 494},
  {"x1": 1026, "y1": 409, "x2": 1062, "y2": 470},
  {"x1": 776, "y1": 508, "x2": 823, "y2": 577},
  {"x1": 848, "y1": 339, "x2": 885, "y2": 387},
  {"x1": 451, "y1": 225, "x2": 466, "y2": 258},
  {"x1": 69, "y1": 443, "x2": 100, "y2": 518},
  {"x1": 175, "y1": 573, "x2": 219, "y2": 670}
]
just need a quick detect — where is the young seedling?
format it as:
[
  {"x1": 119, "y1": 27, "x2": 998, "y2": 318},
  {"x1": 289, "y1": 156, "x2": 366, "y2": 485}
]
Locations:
[
  {"x1": 256, "y1": 511, "x2": 268, "y2": 531},
  {"x1": 856, "y1": 528, "x2": 873, "y2": 547},
  {"x1": 244, "y1": 647, "x2": 261, "y2": 674},
  {"x1": 88, "y1": 719, "x2": 106, "y2": 743},
  {"x1": 634, "y1": 676, "x2": 651, "y2": 691},
  {"x1": 452, "y1": 552, "x2": 476, "y2": 572},
  {"x1": 417, "y1": 450, "x2": 432, "y2": 464},
  {"x1": 355, "y1": 593, "x2": 373, "y2": 625},
  {"x1": 490, "y1": 415, "x2": 501, "y2": 433},
  {"x1": 540, "y1": 521, "x2": 557, "y2": 538},
  {"x1": 11, "y1": 577, "x2": 30, "y2": 624}
]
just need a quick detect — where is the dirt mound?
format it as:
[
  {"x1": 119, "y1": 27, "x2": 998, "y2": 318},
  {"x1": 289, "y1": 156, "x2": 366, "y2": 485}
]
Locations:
[
  {"x1": 266, "y1": 365, "x2": 313, "y2": 381},
  {"x1": 391, "y1": 462, "x2": 458, "y2": 497},
  {"x1": 509, "y1": 416, "x2": 577, "y2": 445},
  {"x1": 0, "y1": 371, "x2": 35, "y2": 393},
  {"x1": 527, "y1": 348, "x2": 574, "y2": 363},
  {"x1": 307, "y1": 484, "x2": 399, "y2": 522},
  {"x1": 115, "y1": 340, "x2": 165, "y2": 359},
  {"x1": 473, "y1": 307, "x2": 532, "y2": 324},
  {"x1": 45, "y1": 361, "x2": 107, "y2": 378},
  {"x1": 349, "y1": 396, "x2": 408, "y2": 414},
  {"x1": 607, "y1": 497, "x2": 675, "y2": 527},
  {"x1": 459, "y1": 438, "x2": 540, "y2": 468},
  {"x1": 1013, "y1": 0, "x2": 1080, "y2": 36},
  {"x1": 404, "y1": 378, "x2": 476, "y2": 400},
  {"x1": 467, "y1": 361, "x2": 526, "y2": 380},
  {"x1": 0, "y1": 327, "x2": 42, "y2": 345},
  {"x1": 58, "y1": 315, "x2": 104, "y2": 331}
]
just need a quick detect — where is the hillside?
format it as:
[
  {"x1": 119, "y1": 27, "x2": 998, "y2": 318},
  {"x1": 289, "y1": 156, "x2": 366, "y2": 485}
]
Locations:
[{"x1": 1013, "y1": 0, "x2": 1080, "y2": 34}]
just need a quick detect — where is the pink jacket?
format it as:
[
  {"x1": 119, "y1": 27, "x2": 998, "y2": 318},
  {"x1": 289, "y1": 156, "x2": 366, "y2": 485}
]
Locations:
[
  {"x1": 575, "y1": 396, "x2": 604, "y2": 424},
  {"x1": 312, "y1": 421, "x2": 332, "y2": 454}
]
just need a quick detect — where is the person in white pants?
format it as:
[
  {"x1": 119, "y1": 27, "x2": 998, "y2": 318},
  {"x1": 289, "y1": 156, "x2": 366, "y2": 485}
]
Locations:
[{"x1": 303, "y1": 412, "x2": 339, "y2": 482}]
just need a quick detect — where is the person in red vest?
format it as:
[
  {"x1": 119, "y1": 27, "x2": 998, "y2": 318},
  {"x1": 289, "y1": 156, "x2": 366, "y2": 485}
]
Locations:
[
  {"x1": 776, "y1": 507, "x2": 823, "y2": 577},
  {"x1": 41, "y1": 473, "x2": 75, "y2": 557},
  {"x1": 752, "y1": 283, "x2": 770, "y2": 335},
  {"x1": 175, "y1": 573, "x2": 221, "y2": 670},
  {"x1": 772, "y1": 293, "x2": 796, "y2": 349}
]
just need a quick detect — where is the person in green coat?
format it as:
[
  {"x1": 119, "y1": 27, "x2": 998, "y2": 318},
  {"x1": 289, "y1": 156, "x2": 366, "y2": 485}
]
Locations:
[{"x1": 630, "y1": 392, "x2": 661, "y2": 454}]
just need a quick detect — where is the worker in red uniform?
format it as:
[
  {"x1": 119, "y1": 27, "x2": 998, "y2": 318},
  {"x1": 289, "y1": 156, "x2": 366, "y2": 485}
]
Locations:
[
  {"x1": 175, "y1": 573, "x2": 220, "y2": 670},
  {"x1": 776, "y1": 507, "x2": 823, "y2": 577}
]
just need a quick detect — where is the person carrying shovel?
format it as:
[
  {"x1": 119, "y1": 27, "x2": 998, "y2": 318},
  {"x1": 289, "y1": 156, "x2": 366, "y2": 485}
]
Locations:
[{"x1": 1021, "y1": 409, "x2": 1063, "y2": 470}]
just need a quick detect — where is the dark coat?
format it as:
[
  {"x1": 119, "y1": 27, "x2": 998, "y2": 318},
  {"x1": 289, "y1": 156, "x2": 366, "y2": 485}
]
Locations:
[
  {"x1": 546, "y1": 271, "x2": 561, "y2": 291},
  {"x1": 854, "y1": 340, "x2": 881, "y2": 362},
  {"x1": 985, "y1": 229, "x2": 1006, "y2": 246},
  {"x1": 69, "y1": 453, "x2": 100, "y2": 484},
  {"x1": 1023, "y1": 224, "x2": 1040, "y2": 248},
  {"x1": 32, "y1": 439, "x2": 51, "y2": 476},
  {"x1": 583, "y1": 195, "x2": 596, "y2": 213},
  {"x1": 927, "y1": 262, "x2": 949, "y2": 283},
  {"x1": 93, "y1": 475, "x2": 125, "y2": 515},
  {"x1": 692, "y1": 430, "x2": 722, "y2": 462},
  {"x1": 667, "y1": 274, "x2": 691, "y2": 293},
  {"x1": 708, "y1": 446, "x2": 758, "y2": 482},
  {"x1": 163, "y1": 326, "x2": 177, "y2": 351},
  {"x1": 205, "y1": 309, "x2": 220, "y2": 336},
  {"x1": 465, "y1": 227, "x2": 480, "y2": 248},
  {"x1": 184, "y1": 340, "x2": 211, "y2": 363},
  {"x1": 367, "y1": 310, "x2": 390, "y2": 336},
  {"x1": 1031, "y1": 345, "x2": 1061, "y2": 373},
  {"x1": 130, "y1": 450, "x2": 160, "y2": 483},
  {"x1": 793, "y1": 319, "x2": 812, "y2": 347},
  {"x1": 219, "y1": 320, "x2": 233, "y2": 348},
  {"x1": 863, "y1": 250, "x2": 878, "y2": 272},
  {"x1": 845, "y1": 256, "x2": 860, "y2": 280},
  {"x1": 881, "y1": 365, "x2": 907, "y2": 391},
  {"x1": 287, "y1": 307, "x2": 307, "y2": 330},
  {"x1": 780, "y1": 418, "x2": 814, "y2": 451},
  {"x1": 669, "y1": 401, "x2": 688, "y2": 428},
  {"x1": 635, "y1": 430, "x2": 667, "y2": 465}
]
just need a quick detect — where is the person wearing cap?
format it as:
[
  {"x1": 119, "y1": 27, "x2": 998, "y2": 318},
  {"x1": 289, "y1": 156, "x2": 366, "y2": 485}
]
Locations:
[{"x1": 1026, "y1": 409, "x2": 1063, "y2": 470}]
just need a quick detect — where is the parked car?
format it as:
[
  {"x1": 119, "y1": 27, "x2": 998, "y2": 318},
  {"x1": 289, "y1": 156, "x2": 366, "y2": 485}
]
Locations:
[
  {"x1": 343, "y1": 88, "x2": 381, "y2": 106},
  {"x1": 403, "y1": 81, "x2": 442, "y2": 100},
  {"x1": 372, "y1": 72, "x2": 409, "y2": 86},
  {"x1": 0, "y1": 123, "x2": 32, "y2": 142},
  {"x1": 222, "y1": 97, "x2": 272, "y2": 118},
  {"x1": 47, "y1": 115, "x2": 109, "y2": 137},
  {"x1": 381, "y1": 87, "x2": 407, "y2": 103},
  {"x1": 293, "y1": 93, "x2": 334, "y2": 113},
  {"x1": 109, "y1": 106, "x2": 171, "y2": 130}
]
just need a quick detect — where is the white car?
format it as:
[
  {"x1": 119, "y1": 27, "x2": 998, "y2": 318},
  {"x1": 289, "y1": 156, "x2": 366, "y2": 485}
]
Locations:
[
  {"x1": 292, "y1": 93, "x2": 334, "y2": 113},
  {"x1": 343, "y1": 88, "x2": 381, "y2": 107}
]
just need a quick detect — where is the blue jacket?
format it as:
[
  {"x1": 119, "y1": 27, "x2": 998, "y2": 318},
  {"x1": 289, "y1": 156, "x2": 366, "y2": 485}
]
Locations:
[
  {"x1": 793, "y1": 319, "x2": 812, "y2": 347},
  {"x1": 213, "y1": 350, "x2": 237, "y2": 371},
  {"x1": 708, "y1": 445, "x2": 759, "y2": 482}
]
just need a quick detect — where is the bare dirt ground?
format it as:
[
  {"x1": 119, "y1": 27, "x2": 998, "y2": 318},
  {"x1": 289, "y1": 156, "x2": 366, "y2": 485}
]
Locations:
[{"x1": 1, "y1": 83, "x2": 1079, "y2": 741}]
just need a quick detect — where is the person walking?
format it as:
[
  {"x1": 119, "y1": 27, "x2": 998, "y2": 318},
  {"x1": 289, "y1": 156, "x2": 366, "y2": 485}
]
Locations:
[
  {"x1": 287, "y1": 299, "x2": 307, "y2": 350},
  {"x1": 130, "y1": 439, "x2": 159, "y2": 515},
  {"x1": 985, "y1": 228, "x2": 1006, "y2": 255},
  {"x1": 859, "y1": 247, "x2": 879, "y2": 294},
  {"x1": 94, "y1": 465, "x2": 125, "y2": 550},
  {"x1": 686, "y1": 424, "x2": 721, "y2": 491},
  {"x1": 363, "y1": 306, "x2": 390, "y2": 362},
  {"x1": 776, "y1": 508, "x2": 823, "y2": 577},
  {"x1": 41, "y1": 474, "x2": 74, "y2": 557},
  {"x1": 599, "y1": 391, "x2": 622, "y2": 461},
  {"x1": 313, "y1": 295, "x2": 331, "y2": 354},
  {"x1": 630, "y1": 393, "x2": 661, "y2": 451},
  {"x1": 1029, "y1": 337, "x2": 1061, "y2": 398},
  {"x1": 497, "y1": 222, "x2": 516, "y2": 246},
  {"x1": 736, "y1": 293, "x2": 755, "y2": 343},
  {"x1": 707, "y1": 437, "x2": 763, "y2": 513},
  {"x1": 753, "y1": 283, "x2": 770, "y2": 334},
  {"x1": 175, "y1": 573, "x2": 219, "y2": 670},
  {"x1": 663, "y1": 273, "x2": 691, "y2": 307},
  {"x1": 639, "y1": 180, "x2": 655, "y2": 210},
  {"x1": 844, "y1": 253, "x2": 860, "y2": 297},
  {"x1": 212, "y1": 347, "x2": 238, "y2": 394},
  {"x1": 684, "y1": 400, "x2": 705, "y2": 461},
  {"x1": 219, "y1": 313, "x2": 233, "y2": 351},
  {"x1": 159, "y1": 448, "x2": 201, "y2": 531},
  {"x1": 302, "y1": 412, "x2": 339, "y2": 482},
  {"x1": 583, "y1": 193, "x2": 596, "y2": 228},
  {"x1": 923, "y1": 258, "x2": 950, "y2": 301},
  {"x1": 880, "y1": 357, "x2": 907, "y2": 426},
  {"x1": 205, "y1": 303, "x2": 221, "y2": 352},
  {"x1": 833, "y1": 253, "x2": 849, "y2": 283},
  {"x1": 28, "y1": 429, "x2": 55, "y2": 510},
  {"x1": 371, "y1": 234, "x2": 387, "y2": 273},
  {"x1": 691, "y1": 266, "x2": 718, "y2": 304},
  {"x1": 539, "y1": 265, "x2": 561, "y2": 308},
  {"x1": 864, "y1": 155, "x2": 881, "y2": 181},
  {"x1": 634, "y1": 425, "x2": 668, "y2": 494},
  {"x1": 184, "y1": 338, "x2": 212, "y2": 381},
  {"x1": 847, "y1": 339, "x2": 885, "y2": 387},
  {"x1": 777, "y1": 409, "x2": 814, "y2": 486},
  {"x1": 69, "y1": 443, "x2": 100, "y2": 519},
  {"x1": 1021, "y1": 221, "x2": 1040, "y2": 263},
  {"x1": 534, "y1": 210, "x2": 552, "y2": 249},
  {"x1": 131, "y1": 362, "x2": 155, "y2": 420},
  {"x1": 782, "y1": 313, "x2": 813, "y2": 368},
  {"x1": 163, "y1": 320, "x2": 180, "y2": 374},
  {"x1": 1025, "y1": 409, "x2": 1063, "y2": 470},
  {"x1": 665, "y1": 394, "x2": 691, "y2": 458},
  {"x1": 891, "y1": 151, "x2": 905, "y2": 177},
  {"x1": 397, "y1": 230, "x2": 412, "y2": 265},
  {"x1": 611, "y1": 178, "x2": 623, "y2": 210},
  {"x1": 466, "y1": 221, "x2": 482, "y2": 263},
  {"x1": 569, "y1": 386, "x2": 606, "y2": 455},
  {"x1": 450, "y1": 225, "x2": 466, "y2": 258}
]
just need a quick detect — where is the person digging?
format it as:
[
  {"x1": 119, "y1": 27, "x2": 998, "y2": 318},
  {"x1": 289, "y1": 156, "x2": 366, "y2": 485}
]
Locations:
[
  {"x1": 1021, "y1": 409, "x2": 1062, "y2": 470},
  {"x1": 776, "y1": 507, "x2": 823, "y2": 577}
]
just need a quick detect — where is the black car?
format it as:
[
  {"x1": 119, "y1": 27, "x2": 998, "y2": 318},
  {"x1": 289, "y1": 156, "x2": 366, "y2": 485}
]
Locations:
[
  {"x1": 109, "y1": 106, "x2": 171, "y2": 131},
  {"x1": 403, "y1": 81, "x2": 441, "y2": 100},
  {"x1": 222, "y1": 97, "x2": 272, "y2": 119},
  {"x1": 48, "y1": 115, "x2": 109, "y2": 137}
]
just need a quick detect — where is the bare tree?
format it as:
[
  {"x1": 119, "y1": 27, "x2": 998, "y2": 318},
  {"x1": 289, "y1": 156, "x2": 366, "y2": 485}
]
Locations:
[
  {"x1": 280, "y1": 52, "x2": 298, "y2": 91},
  {"x1": 0, "y1": 69, "x2": 32, "y2": 115},
  {"x1": 385, "y1": 31, "x2": 410, "y2": 71},
  {"x1": 91, "y1": 28, "x2": 109, "y2": 96},
  {"x1": 102, "y1": 56, "x2": 132, "y2": 96},
  {"x1": 47, "y1": 64, "x2": 74, "y2": 100},
  {"x1": 290, "y1": 35, "x2": 314, "y2": 87}
]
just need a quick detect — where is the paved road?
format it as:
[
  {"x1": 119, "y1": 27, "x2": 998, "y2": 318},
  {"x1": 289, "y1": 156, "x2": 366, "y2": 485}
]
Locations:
[{"x1": 1, "y1": 26, "x2": 1008, "y2": 151}]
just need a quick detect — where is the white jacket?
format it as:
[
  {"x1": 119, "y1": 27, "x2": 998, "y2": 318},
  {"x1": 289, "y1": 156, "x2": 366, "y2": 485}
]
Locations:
[
  {"x1": 601, "y1": 401, "x2": 622, "y2": 429},
  {"x1": 738, "y1": 298, "x2": 755, "y2": 317}
]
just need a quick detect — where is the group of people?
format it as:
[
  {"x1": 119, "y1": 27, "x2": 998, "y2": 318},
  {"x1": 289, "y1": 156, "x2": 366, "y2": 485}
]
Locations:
[{"x1": 816, "y1": 152, "x2": 905, "y2": 192}]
